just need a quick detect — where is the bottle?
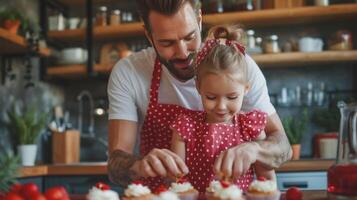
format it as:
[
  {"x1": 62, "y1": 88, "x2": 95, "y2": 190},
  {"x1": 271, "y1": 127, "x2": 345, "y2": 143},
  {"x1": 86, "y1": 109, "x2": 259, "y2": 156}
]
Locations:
[
  {"x1": 96, "y1": 6, "x2": 108, "y2": 26},
  {"x1": 264, "y1": 35, "x2": 280, "y2": 53},
  {"x1": 110, "y1": 9, "x2": 121, "y2": 25}
]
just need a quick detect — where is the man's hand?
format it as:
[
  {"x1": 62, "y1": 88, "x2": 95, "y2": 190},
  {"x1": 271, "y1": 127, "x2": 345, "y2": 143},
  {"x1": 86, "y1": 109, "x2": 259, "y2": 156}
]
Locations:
[
  {"x1": 213, "y1": 142, "x2": 260, "y2": 180},
  {"x1": 132, "y1": 148, "x2": 189, "y2": 178}
]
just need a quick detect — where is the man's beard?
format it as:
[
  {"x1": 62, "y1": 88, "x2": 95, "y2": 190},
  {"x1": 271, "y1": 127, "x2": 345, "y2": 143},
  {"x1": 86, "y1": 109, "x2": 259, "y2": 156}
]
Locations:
[{"x1": 156, "y1": 51, "x2": 196, "y2": 81}]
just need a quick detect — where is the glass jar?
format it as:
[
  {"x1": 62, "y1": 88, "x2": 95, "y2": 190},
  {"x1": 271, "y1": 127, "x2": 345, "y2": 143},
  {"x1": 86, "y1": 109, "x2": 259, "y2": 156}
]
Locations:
[
  {"x1": 264, "y1": 35, "x2": 280, "y2": 53},
  {"x1": 110, "y1": 9, "x2": 121, "y2": 25},
  {"x1": 96, "y1": 6, "x2": 108, "y2": 26}
]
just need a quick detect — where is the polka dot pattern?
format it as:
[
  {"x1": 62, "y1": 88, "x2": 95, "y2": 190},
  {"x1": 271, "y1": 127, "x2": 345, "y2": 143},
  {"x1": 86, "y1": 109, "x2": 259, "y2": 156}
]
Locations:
[
  {"x1": 140, "y1": 58, "x2": 194, "y2": 190},
  {"x1": 170, "y1": 110, "x2": 267, "y2": 195}
]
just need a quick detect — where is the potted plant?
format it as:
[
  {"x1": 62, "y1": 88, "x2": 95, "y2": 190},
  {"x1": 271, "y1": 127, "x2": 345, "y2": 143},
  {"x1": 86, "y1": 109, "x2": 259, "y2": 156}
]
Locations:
[
  {"x1": 283, "y1": 109, "x2": 308, "y2": 160},
  {"x1": 0, "y1": 9, "x2": 28, "y2": 34},
  {"x1": 6, "y1": 103, "x2": 49, "y2": 166}
]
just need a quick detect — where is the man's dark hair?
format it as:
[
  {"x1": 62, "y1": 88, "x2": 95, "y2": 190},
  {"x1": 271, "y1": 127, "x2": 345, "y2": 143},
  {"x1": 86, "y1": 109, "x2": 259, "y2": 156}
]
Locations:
[{"x1": 136, "y1": 0, "x2": 201, "y2": 33}]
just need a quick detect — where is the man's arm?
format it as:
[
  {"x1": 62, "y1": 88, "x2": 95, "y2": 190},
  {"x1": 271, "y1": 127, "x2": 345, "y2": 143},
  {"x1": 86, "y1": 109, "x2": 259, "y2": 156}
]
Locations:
[
  {"x1": 108, "y1": 119, "x2": 140, "y2": 186},
  {"x1": 108, "y1": 120, "x2": 189, "y2": 187},
  {"x1": 213, "y1": 113, "x2": 292, "y2": 179},
  {"x1": 255, "y1": 113, "x2": 292, "y2": 169}
]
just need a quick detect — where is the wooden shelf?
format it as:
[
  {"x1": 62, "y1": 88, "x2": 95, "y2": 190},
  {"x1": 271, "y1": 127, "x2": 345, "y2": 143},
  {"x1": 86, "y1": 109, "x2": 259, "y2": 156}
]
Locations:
[
  {"x1": 252, "y1": 50, "x2": 357, "y2": 67},
  {"x1": 57, "y1": 0, "x2": 116, "y2": 6},
  {"x1": 203, "y1": 3, "x2": 357, "y2": 28},
  {"x1": 48, "y1": 23, "x2": 143, "y2": 43},
  {"x1": 47, "y1": 63, "x2": 113, "y2": 77},
  {"x1": 46, "y1": 51, "x2": 357, "y2": 77},
  {"x1": 48, "y1": 4, "x2": 357, "y2": 43},
  {"x1": 0, "y1": 28, "x2": 50, "y2": 56}
]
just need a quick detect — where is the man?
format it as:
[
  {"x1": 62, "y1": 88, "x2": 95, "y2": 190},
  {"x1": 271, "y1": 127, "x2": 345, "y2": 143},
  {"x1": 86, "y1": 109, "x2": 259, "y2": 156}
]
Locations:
[{"x1": 107, "y1": 0, "x2": 292, "y2": 187}]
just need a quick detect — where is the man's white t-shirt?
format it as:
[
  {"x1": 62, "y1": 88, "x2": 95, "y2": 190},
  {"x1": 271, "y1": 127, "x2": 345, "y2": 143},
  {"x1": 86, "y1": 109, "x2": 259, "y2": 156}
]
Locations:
[{"x1": 108, "y1": 47, "x2": 275, "y2": 131}]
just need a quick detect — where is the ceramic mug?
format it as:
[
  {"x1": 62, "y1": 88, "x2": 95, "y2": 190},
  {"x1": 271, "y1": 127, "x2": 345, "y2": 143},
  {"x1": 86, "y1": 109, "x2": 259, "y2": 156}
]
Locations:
[{"x1": 299, "y1": 37, "x2": 324, "y2": 52}]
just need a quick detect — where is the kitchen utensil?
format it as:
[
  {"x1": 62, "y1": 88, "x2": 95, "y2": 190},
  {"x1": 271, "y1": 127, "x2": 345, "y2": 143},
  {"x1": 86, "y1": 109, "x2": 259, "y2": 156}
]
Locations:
[{"x1": 327, "y1": 101, "x2": 357, "y2": 197}]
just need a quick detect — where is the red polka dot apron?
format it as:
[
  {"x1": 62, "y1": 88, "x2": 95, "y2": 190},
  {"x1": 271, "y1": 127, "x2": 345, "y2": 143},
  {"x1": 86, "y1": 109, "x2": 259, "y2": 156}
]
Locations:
[
  {"x1": 170, "y1": 110, "x2": 267, "y2": 196},
  {"x1": 140, "y1": 58, "x2": 192, "y2": 189}
]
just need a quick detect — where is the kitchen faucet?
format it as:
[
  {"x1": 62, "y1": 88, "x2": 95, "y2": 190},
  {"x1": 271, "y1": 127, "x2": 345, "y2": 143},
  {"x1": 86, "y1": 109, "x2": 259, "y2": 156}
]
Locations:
[
  {"x1": 77, "y1": 90, "x2": 95, "y2": 137},
  {"x1": 77, "y1": 90, "x2": 108, "y2": 149}
]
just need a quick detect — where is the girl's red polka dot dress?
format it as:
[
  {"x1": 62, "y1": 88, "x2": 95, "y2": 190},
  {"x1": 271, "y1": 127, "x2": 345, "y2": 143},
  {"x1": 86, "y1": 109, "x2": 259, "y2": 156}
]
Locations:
[{"x1": 171, "y1": 110, "x2": 267, "y2": 195}]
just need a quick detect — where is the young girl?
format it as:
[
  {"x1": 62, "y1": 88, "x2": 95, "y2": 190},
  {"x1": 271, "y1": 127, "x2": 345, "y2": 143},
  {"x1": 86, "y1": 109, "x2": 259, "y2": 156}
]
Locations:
[{"x1": 170, "y1": 25, "x2": 276, "y2": 195}]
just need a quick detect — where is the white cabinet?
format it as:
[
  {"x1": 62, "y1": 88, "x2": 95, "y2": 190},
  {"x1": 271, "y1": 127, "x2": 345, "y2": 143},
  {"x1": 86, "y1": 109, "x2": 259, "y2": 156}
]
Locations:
[{"x1": 276, "y1": 171, "x2": 327, "y2": 191}]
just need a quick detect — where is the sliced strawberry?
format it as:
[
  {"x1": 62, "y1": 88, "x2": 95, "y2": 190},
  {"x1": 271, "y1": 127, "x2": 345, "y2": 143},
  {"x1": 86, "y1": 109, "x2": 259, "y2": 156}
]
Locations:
[
  {"x1": 177, "y1": 177, "x2": 188, "y2": 184},
  {"x1": 258, "y1": 176, "x2": 267, "y2": 181},
  {"x1": 154, "y1": 185, "x2": 168, "y2": 194},
  {"x1": 220, "y1": 180, "x2": 230, "y2": 188},
  {"x1": 131, "y1": 180, "x2": 144, "y2": 185},
  {"x1": 95, "y1": 182, "x2": 111, "y2": 191}
]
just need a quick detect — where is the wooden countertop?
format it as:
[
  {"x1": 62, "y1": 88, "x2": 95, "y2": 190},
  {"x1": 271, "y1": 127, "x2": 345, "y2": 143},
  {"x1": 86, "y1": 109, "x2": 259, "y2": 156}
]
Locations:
[{"x1": 18, "y1": 159, "x2": 334, "y2": 178}]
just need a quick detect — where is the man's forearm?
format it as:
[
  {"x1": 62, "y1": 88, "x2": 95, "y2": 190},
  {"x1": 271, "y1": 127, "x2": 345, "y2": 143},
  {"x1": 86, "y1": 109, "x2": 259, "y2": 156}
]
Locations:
[
  {"x1": 108, "y1": 149, "x2": 141, "y2": 186},
  {"x1": 255, "y1": 130, "x2": 292, "y2": 169}
]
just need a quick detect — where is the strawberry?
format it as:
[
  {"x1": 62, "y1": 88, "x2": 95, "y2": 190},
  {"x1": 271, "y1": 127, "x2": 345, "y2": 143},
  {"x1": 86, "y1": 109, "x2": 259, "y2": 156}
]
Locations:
[
  {"x1": 154, "y1": 185, "x2": 168, "y2": 194},
  {"x1": 177, "y1": 177, "x2": 188, "y2": 184},
  {"x1": 258, "y1": 176, "x2": 267, "y2": 181},
  {"x1": 286, "y1": 187, "x2": 302, "y2": 200},
  {"x1": 220, "y1": 180, "x2": 230, "y2": 188},
  {"x1": 95, "y1": 182, "x2": 110, "y2": 191},
  {"x1": 131, "y1": 181, "x2": 144, "y2": 185}
]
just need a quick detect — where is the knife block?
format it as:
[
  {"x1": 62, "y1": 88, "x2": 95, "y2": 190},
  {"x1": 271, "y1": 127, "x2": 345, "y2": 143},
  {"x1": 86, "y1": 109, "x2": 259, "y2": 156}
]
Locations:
[{"x1": 52, "y1": 130, "x2": 80, "y2": 164}]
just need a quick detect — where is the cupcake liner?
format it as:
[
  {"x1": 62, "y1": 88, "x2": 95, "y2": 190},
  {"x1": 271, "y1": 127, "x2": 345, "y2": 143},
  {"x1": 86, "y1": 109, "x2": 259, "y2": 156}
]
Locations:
[{"x1": 245, "y1": 191, "x2": 281, "y2": 200}]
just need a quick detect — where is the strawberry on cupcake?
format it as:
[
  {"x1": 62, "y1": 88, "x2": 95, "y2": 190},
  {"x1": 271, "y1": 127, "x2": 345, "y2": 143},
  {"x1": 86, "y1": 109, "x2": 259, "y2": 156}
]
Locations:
[
  {"x1": 88, "y1": 182, "x2": 120, "y2": 200},
  {"x1": 122, "y1": 181, "x2": 154, "y2": 200},
  {"x1": 246, "y1": 177, "x2": 281, "y2": 200},
  {"x1": 169, "y1": 177, "x2": 199, "y2": 200},
  {"x1": 208, "y1": 181, "x2": 244, "y2": 200}
]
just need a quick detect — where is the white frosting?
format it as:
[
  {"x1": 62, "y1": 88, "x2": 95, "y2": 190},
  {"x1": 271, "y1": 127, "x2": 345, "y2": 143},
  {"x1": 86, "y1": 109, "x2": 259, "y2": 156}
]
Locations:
[
  {"x1": 124, "y1": 184, "x2": 151, "y2": 197},
  {"x1": 169, "y1": 182, "x2": 194, "y2": 193},
  {"x1": 153, "y1": 191, "x2": 180, "y2": 200},
  {"x1": 248, "y1": 180, "x2": 277, "y2": 192},
  {"x1": 88, "y1": 187, "x2": 120, "y2": 200},
  {"x1": 213, "y1": 185, "x2": 242, "y2": 199},
  {"x1": 206, "y1": 180, "x2": 222, "y2": 193}
]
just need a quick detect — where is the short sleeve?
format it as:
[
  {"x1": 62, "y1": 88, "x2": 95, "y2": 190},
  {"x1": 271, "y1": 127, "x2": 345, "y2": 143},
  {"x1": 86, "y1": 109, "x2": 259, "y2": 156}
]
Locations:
[
  {"x1": 170, "y1": 114, "x2": 194, "y2": 142},
  {"x1": 242, "y1": 55, "x2": 276, "y2": 115},
  {"x1": 239, "y1": 110, "x2": 267, "y2": 141}
]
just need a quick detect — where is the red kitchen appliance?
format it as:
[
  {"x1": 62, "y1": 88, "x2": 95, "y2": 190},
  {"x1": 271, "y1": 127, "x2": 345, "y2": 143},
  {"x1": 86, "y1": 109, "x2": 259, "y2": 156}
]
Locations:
[{"x1": 327, "y1": 101, "x2": 357, "y2": 199}]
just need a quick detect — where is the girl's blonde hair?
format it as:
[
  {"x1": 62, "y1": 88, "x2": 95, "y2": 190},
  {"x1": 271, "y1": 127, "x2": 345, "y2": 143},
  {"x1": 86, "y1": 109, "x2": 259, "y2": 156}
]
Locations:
[{"x1": 195, "y1": 25, "x2": 247, "y2": 85}]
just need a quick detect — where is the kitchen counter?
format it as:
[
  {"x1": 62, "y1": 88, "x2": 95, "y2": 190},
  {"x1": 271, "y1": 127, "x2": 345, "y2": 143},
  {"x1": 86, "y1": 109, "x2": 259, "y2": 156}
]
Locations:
[{"x1": 18, "y1": 159, "x2": 334, "y2": 178}]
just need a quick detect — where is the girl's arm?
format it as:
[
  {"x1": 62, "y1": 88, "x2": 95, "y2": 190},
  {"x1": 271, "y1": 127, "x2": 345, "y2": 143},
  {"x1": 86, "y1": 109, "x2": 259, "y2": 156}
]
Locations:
[{"x1": 171, "y1": 129, "x2": 186, "y2": 162}]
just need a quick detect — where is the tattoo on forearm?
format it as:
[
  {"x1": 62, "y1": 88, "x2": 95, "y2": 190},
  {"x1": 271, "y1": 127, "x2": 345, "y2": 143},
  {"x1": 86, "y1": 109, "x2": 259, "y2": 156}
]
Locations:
[
  {"x1": 108, "y1": 149, "x2": 141, "y2": 186},
  {"x1": 256, "y1": 132, "x2": 292, "y2": 169}
]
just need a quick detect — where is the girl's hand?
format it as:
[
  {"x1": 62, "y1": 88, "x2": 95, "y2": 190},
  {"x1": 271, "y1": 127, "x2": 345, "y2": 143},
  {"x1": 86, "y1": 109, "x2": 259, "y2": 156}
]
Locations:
[{"x1": 213, "y1": 142, "x2": 259, "y2": 180}]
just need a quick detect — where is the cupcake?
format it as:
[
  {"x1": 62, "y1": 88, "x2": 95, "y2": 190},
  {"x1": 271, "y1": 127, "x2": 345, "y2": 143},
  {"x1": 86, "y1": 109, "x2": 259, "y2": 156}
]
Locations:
[
  {"x1": 245, "y1": 177, "x2": 281, "y2": 200},
  {"x1": 169, "y1": 178, "x2": 199, "y2": 200},
  {"x1": 122, "y1": 181, "x2": 155, "y2": 200},
  {"x1": 208, "y1": 181, "x2": 243, "y2": 200},
  {"x1": 88, "y1": 182, "x2": 120, "y2": 200},
  {"x1": 205, "y1": 180, "x2": 222, "y2": 199},
  {"x1": 153, "y1": 185, "x2": 180, "y2": 200}
]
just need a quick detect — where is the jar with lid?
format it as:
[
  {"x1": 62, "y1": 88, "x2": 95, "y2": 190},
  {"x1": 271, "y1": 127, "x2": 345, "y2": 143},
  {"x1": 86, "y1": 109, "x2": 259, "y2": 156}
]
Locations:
[
  {"x1": 328, "y1": 30, "x2": 353, "y2": 51},
  {"x1": 110, "y1": 9, "x2": 121, "y2": 25},
  {"x1": 96, "y1": 6, "x2": 108, "y2": 26},
  {"x1": 264, "y1": 35, "x2": 280, "y2": 53}
]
